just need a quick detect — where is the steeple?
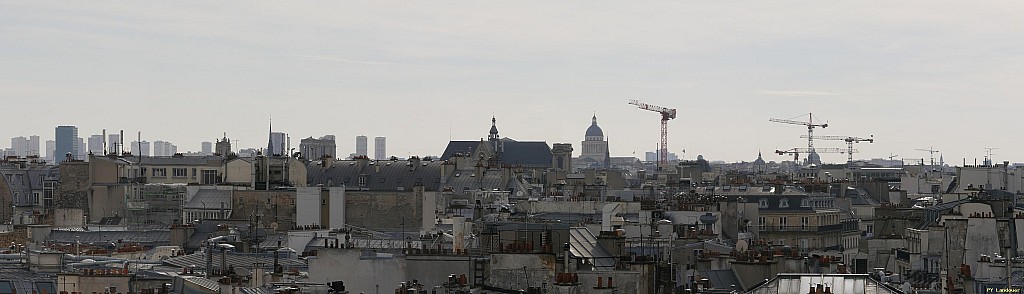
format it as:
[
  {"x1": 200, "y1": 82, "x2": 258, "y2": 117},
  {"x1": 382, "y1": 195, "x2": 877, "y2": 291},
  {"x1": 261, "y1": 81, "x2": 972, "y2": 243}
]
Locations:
[
  {"x1": 488, "y1": 116, "x2": 499, "y2": 141},
  {"x1": 267, "y1": 118, "x2": 274, "y2": 156}
]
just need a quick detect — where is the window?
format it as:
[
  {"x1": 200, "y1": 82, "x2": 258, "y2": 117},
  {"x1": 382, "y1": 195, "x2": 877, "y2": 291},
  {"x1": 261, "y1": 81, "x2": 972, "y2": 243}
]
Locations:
[
  {"x1": 779, "y1": 198, "x2": 789, "y2": 208},
  {"x1": 801, "y1": 198, "x2": 810, "y2": 207},
  {"x1": 152, "y1": 168, "x2": 167, "y2": 177},
  {"x1": 192, "y1": 168, "x2": 197, "y2": 178},
  {"x1": 172, "y1": 168, "x2": 187, "y2": 178},
  {"x1": 758, "y1": 198, "x2": 768, "y2": 208},
  {"x1": 758, "y1": 217, "x2": 766, "y2": 230},
  {"x1": 141, "y1": 167, "x2": 147, "y2": 177},
  {"x1": 358, "y1": 176, "x2": 367, "y2": 187},
  {"x1": 201, "y1": 170, "x2": 219, "y2": 185},
  {"x1": 779, "y1": 217, "x2": 787, "y2": 230},
  {"x1": 801, "y1": 216, "x2": 809, "y2": 230}
]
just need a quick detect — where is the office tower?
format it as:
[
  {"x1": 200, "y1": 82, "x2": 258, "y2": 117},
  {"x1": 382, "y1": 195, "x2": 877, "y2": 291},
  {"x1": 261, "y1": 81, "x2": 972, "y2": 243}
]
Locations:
[
  {"x1": 269, "y1": 132, "x2": 286, "y2": 156},
  {"x1": 54, "y1": 126, "x2": 78, "y2": 163},
  {"x1": 131, "y1": 141, "x2": 151, "y2": 156},
  {"x1": 108, "y1": 133, "x2": 121, "y2": 154},
  {"x1": 355, "y1": 136, "x2": 368, "y2": 157},
  {"x1": 77, "y1": 137, "x2": 86, "y2": 160},
  {"x1": 45, "y1": 140, "x2": 55, "y2": 163},
  {"x1": 87, "y1": 135, "x2": 104, "y2": 155},
  {"x1": 201, "y1": 141, "x2": 212, "y2": 155},
  {"x1": 27, "y1": 135, "x2": 39, "y2": 157},
  {"x1": 374, "y1": 136, "x2": 386, "y2": 160},
  {"x1": 300, "y1": 135, "x2": 337, "y2": 160},
  {"x1": 153, "y1": 141, "x2": 177, "y2": 156},
  {"x1": 10, "y1": 137, "x2": 27, "y2": 157}
]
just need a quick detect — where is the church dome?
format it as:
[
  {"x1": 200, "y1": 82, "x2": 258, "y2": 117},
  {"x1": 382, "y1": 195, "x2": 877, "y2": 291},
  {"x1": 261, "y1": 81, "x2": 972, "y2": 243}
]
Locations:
[{"x1": 585, "y1": 115, "x2": 604, "y2": 139}]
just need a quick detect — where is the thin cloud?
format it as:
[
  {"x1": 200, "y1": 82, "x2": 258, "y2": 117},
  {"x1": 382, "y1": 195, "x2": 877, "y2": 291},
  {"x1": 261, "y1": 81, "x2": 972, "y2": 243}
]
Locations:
[
  {"x1": 277, "y1": 54, "x2": 396, "y2": 66},
  {"x1": 758, "y1": 90, "x2": 843, "y2": 97}
]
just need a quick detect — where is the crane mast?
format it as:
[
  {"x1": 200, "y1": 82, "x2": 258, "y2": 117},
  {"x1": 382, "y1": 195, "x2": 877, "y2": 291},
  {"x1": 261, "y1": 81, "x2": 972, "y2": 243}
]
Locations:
[
  {"x1": 629, "y1": 99, "x2": 677, "y2": 165},
  {"x1": 801, "y1": 135, "x2": 874, "y2": 163},
  {"x1": 769, "y1": 113, "x2": 829, "y2": 161}
]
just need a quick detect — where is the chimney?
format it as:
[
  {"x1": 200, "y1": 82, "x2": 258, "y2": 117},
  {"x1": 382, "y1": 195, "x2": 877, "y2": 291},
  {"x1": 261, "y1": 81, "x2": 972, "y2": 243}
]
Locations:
[{"x1": 321, "y1": 154, "x2": 334, "y2": 168}]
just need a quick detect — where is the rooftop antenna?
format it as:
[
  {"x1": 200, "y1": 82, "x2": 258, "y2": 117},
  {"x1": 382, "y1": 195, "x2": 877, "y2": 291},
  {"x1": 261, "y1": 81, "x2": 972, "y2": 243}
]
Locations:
[{"x1": 984, "y1": 147, "x2": 999, "y2": 166}]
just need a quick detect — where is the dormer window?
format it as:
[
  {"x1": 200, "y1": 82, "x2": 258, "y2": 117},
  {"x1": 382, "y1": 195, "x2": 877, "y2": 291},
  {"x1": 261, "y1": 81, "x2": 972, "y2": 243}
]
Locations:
[
  {"x1": 358, "y1": 175, "x2": 367, "y2": 187},
  {"x1": 758, "y1": 198, "x2": 768, "y2": 208},
  {"x1": 801, "y1": 198, "x2": 811, "y2": 207},
  {"x1": 779, "y1": 198, "x2": 789, "y2": 208}
]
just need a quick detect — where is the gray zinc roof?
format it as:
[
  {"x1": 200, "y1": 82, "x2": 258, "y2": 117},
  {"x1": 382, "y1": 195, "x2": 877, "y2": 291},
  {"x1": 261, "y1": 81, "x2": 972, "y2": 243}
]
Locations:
[
  {"x1": 306, "y1": 159, "x2": 443, "y2": 191},
  {"x1": 184, "y1": 189, "x2": 232, "y2": 209}
]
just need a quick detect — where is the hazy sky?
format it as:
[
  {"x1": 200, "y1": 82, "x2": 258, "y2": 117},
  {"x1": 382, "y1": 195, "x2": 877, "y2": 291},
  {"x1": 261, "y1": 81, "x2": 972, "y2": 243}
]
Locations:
[{"x1": 2, "y1": 1, "x2": 1023, "y2": 164}]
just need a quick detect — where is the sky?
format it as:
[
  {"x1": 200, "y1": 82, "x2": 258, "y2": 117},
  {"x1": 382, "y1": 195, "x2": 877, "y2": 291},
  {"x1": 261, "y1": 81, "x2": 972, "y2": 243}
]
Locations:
[{"x1": 2, "y1": 1, "x2": 1023, "y2": 164}]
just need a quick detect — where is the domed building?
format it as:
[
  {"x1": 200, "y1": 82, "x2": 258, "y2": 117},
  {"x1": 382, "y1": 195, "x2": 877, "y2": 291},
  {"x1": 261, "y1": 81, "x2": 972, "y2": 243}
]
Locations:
[{"x1": 579, "y1": 114, "x2": 610, "y2": 168}]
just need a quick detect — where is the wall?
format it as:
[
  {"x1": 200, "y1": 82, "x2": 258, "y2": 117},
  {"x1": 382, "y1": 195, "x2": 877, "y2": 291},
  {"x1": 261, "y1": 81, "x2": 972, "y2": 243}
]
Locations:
[
  {"x1": 486, "y1": 254, "x2": 556, "y2": 289},
  {"x1": 296, "y1": 187, "x2": 320, "y2": 227},
  {"x1": 231, "y1": 190, "x2": 296, "y2": 231},
  {"x1": 344, "y1": 188, "x2": 423, "y2": 230},
  {"x1": 307, "y1": 248, "x2": 406, "y2": 293}
]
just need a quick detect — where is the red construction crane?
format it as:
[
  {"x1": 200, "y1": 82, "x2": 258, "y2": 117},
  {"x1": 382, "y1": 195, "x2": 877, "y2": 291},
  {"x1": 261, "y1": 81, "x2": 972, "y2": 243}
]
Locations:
[
  {"x1": 629, "y1": 99, "x2": 677, "y2": 164},
  {"x1": 801, "y1": 135, "x2": 874, "y2": 163},
  {"x1": 769, "y1": 113, "x2": 828, "y2": 154}
]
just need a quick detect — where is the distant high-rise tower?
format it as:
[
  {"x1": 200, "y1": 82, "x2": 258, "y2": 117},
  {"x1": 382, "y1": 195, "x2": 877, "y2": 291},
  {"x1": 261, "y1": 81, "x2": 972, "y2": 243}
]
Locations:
[
  {"x1": 355, "y1": 136, "x2": 368, "y2": 157},
  {"x1": 201, "y1": 141, "x2": 213, "y2": 155},
  {"x1": 153, "y1": 141, "x2": 176, "y2": 156},
  {"x1": 108, "y1": 133, "x2": 121, "y2": 154},
  {"x1": 77, "y1": 137, "x2": 86, "y2": 160},
  {"x1": 131, "y1": 141, "x2": 151, "y2": 156},
  {"x1": 27, "y1": 135, "x2": 39, "y2": 157},
  {"x1": 87, "y1": 135, "x2": 104, "y2": 155},
  {"x1": 45, "y1": 140, "x2": 55, "y2": 163},
  {"x1": 374, "y1": 136, "x2": 386, "y2": 160},
  {"x1": 54, "y1": 126, "x2": 78, "y2": 163},
  {"x1": 10, "y1": 136, "x2": 40, "y2": 157},
  {"x1": 270, "y1": 132, "x2": 286, "y2": 156}
]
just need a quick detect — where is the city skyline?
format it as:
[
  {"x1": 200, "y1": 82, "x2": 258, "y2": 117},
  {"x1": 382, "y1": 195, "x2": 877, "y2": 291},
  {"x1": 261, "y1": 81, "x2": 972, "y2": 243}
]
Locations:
[{"x1": 2, "y1": 2, "x2": 1023, "y2": 163}]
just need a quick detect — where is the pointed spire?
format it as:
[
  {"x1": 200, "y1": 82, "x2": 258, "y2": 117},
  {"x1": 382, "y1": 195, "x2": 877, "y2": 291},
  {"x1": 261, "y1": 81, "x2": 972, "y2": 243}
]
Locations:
[
  {"x1": 592, "y1": 113, "x2": 598, "y2": 125},
  {"x1": 267, "y1": 118, "x2": 274, "y2": 155}
]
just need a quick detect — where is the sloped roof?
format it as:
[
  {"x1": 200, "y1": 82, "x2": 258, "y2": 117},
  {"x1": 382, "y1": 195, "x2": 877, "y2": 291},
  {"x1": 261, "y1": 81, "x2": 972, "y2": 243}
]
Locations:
[
  {"x1": 47, "y1": 229, "x2": 170, "y2": 245},
  {"x1": 306, "y1": 159, "x2": 443, "y2": 191},
  {"x1": 568, "y1": 227, "x2": 615, "y2": 270},
  {"x1": 184, "y1": 189, "x2": 232, "y2": 209},
  {"x1": 443, "y1": 169, "x2": 508, "y2": 193},
  {"x1": 439, "y1": 141, "x2": 480, "y2": 160},
  {"x1": 501, "y1": 141, "x2": 551, "y2": 167},
  {"x1": 164, "y1": 251, "x2": 307, "y2": 271},
  {"x1": 749, "y1": 274, "x2": 901, "y2": 294}
]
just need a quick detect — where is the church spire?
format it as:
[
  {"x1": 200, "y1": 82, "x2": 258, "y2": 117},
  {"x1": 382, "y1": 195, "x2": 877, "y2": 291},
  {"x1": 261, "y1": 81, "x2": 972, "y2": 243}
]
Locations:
[
  {"x1": 267, "y1": 118, "x2": 273, "y2": 155},
  {"x1": 592, "y1": 113, "x2": 598, "y2": 125}
]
